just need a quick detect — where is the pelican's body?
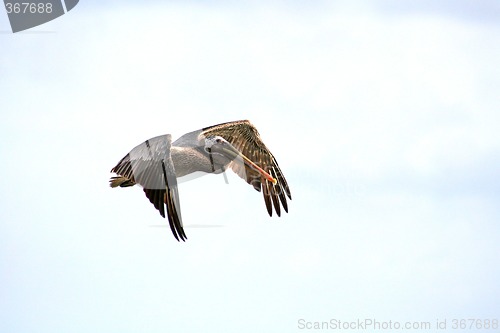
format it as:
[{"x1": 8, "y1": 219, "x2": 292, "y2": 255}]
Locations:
[{"x1": 110, "y1": 120, "x2": 291, "y2": 241}]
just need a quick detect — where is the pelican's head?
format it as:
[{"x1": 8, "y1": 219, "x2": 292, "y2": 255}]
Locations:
[
  {"x1": 203, "y1": 135, "x2": 277, "y2": 184},
  {"x1": 204, "y1": 136, "x2": 239, "y2": 161},
  {"x1": 204, "y1": 135, "x2": 229, "y2": 152}
]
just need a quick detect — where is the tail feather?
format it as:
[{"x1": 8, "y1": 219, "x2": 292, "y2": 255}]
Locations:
[{"x1": 109, "y1": 176, "x2": 136, "y2": 188}]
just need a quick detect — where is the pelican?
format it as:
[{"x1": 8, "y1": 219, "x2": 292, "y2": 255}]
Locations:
[{"x1": 109, "y1": 120, "x2": 291, "y2": 241}]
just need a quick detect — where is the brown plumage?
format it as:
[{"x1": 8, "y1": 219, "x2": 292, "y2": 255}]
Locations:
[
  {"x1": 110, "y1": 120, "x2": 291, "y2": 241},
  {"x1": 202, "y1": 120, "x2": 291, "y2": 216}
]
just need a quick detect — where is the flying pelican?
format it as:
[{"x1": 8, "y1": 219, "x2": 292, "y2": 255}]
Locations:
[{"x1": 109, "y1": 120, "x2": 291, "y2": 241}]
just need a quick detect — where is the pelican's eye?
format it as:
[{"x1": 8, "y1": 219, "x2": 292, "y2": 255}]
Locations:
[{"x1": 216, "y1": 138, "x2": 223, "y2": 143}]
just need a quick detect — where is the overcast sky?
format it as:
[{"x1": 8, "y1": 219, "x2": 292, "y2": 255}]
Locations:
[{"x1": 1, "y1": 1, "x2": 499, "y2": 332}]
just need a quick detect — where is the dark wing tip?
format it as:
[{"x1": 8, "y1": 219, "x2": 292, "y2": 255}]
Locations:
[
  {"x1": 161, "y1": 161, "x2": 187, "y2": 242},
  {"x1": 143, "y1": 188, "x2": 187, "y2": 241},
  {"x1": 201, "y1": 119, "x2": 291, "y2": 218},
  {"x1": 262, "y1": 178, "x2": 273, "y2": 217},
  {"x1": 166, "y1": 193, "x2": 187, "y2": 242},
  {"x1": 143, "y1": 189, "x2": 166, "y2": 218}
]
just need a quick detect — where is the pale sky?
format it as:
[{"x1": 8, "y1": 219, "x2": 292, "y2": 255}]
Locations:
[{"x1": 1, "y1": 1, "x2": 499, "y2": 332}]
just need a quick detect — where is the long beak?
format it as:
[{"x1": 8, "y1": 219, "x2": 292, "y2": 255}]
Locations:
[{"x1": 222, "y1": 147, "x2": 277, "y2": 184}]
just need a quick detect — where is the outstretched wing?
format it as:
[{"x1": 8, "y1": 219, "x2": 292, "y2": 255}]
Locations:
[
  {"x1": 110, "y1": 135, "x2": 187, "y2": 241},
  {"x1": 201, "y1": 120, "x2": 291, "y2": 217}
]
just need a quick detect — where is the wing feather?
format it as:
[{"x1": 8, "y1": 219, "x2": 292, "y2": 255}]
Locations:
[
  {"x1": 110, "y1": 135, "x2": 186, "y2": 241},
  {"x1": 201, "y1": 120, "x2": 291, "y2": 216},
  {"x1": 262, "y1": 176, "x2": 273, "y2": 216}
]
